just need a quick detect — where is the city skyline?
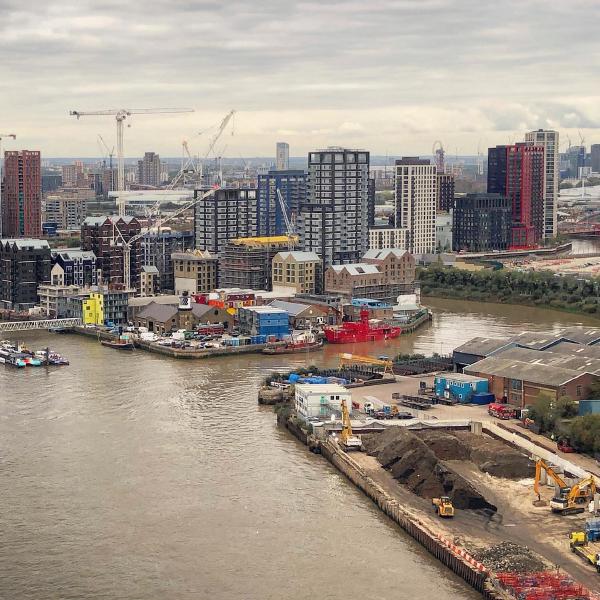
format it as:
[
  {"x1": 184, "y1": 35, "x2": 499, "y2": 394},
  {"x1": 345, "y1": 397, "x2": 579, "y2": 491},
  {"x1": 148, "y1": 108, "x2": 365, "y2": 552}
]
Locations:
[{"x1": 1, "y1": 1, "x2": 599, "y2": 156}]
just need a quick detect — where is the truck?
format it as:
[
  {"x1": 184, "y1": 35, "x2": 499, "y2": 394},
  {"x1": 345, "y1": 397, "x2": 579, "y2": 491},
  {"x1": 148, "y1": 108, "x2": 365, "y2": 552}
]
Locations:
[
  {"x1": 432, "y1": 497, "x2": 455, "y2": 518},
  {"x1": 363, "y1": 396, "x2": 391, "y2": 416},
  {"x1": 569, "y1": 531, "x2": 600, "y2": 572}
]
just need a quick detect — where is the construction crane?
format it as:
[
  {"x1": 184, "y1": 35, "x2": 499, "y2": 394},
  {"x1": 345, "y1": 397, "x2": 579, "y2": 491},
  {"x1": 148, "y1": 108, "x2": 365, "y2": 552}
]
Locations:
[
  {"x1": 276, "y1": 188, "x2": 296, "y2": 250},
  {"x1": 339, "y1": 398, "x2": 362, "y2": 451},
  {"x1": 97, "y1": 134, "x2": 115, "y2": 170},
  {"x1": 339, "y1": 353, "x2": 394, "y2": 376},
  {"x1": 534, "y1": 459, "x2": 596, "y2": 514},
  {"x1": 432, "y1": 140, "x2": 445, "y2": 174},
  {"x1": 0, "y1": 132, "x2": 16, "y2": 235},
  {"x1": 69, "y1": 107, "x2": 194, "y2": 214},
  {"x1": 113, "y1": 186, "x2": 218, "y2": 291},
  {"x1": 202, "y1": 110, "x2": 235, "y2": 186}
]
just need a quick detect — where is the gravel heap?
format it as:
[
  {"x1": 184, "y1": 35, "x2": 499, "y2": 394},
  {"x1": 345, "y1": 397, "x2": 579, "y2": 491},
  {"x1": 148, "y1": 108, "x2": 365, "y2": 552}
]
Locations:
[{"x1": 473, "y1": 542, "x2": 546, "y2": 573}]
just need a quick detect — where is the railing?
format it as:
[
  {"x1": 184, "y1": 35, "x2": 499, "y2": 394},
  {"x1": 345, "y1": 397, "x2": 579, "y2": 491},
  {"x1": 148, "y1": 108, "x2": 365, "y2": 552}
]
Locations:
[{"x1": 0, "y1": 318, "x2": 82, "y2": 332}]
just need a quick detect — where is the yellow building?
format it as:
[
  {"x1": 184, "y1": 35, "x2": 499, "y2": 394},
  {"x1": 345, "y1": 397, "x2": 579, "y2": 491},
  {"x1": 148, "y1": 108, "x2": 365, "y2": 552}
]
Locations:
[{"x1": 82, "y1": 292, "x2": 104, "y2": 325}]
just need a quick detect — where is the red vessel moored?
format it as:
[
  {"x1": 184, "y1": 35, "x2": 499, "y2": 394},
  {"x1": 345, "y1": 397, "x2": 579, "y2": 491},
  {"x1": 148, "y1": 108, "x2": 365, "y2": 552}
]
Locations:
[{"x1": 323, "y1": 309, "x2": 401, "y2": 344}]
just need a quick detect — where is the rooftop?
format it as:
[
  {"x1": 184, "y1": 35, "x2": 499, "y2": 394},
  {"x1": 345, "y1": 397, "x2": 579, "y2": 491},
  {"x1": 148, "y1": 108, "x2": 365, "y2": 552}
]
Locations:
[
  {"x1": 295, "y1": 383, "x2": 349, "y2": 393},
  {"x1": 453, "y1": 336, "x2": 513, "y2": 357},
  {"x1": 274, "y1": 251, "x2": 321, "y2": 262},
  {"x1": 269, "y1": 299, "x2": 326, "y2": 316},
  {"x1": 330, "y1": 263, "x2": 380, "y2": 276},
  {"x1": 466, "y1": 356, "x2": 589, "y2": 387},
  {"x1": 362, "y1": 248, "x2": 410, "y2": 260},
  {"x1": 1, "y1": 238, "x2": 51, "y2": 250},
  {"x1": 242, "y1": 305, "x2": 288, "y2": 314}
]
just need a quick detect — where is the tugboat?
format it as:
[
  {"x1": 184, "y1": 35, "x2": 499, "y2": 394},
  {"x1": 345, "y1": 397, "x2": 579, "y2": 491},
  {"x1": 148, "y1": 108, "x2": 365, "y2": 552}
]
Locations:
[
  {"x1": 262, "y1": 331, "x2": 323, "y2": 355},
  {"x1": 101, "y1": 338, "x2": 135, "y2": 351},
  {"x1": 323, "y1": 309, "x2": 401, "y2": 344}
]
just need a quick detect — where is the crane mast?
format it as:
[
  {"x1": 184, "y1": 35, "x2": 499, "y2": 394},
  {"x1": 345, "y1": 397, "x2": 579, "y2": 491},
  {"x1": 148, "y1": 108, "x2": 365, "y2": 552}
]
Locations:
[
  {"x1": 70, "y1": 107, "x2": 194, "y2": 215},
  {"x1": 113, "y1": 187, "x2": 219, "y2": 290}
]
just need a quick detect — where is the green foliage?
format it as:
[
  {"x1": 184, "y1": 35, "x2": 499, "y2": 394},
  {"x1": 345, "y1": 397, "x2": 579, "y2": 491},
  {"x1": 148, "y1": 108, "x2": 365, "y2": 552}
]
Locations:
[
  {"x1": 395, "y1": 352, "x2": 426, "y2": 362},
  {"x1": 528, "y1": 392, "x2": 576, "y2": 433},
  {"x1": 418, "y1": 265, "x2": 600, "y2": 318},
  {"x1": 570, "y1": 415, "x2": 600, "y2": 454}
]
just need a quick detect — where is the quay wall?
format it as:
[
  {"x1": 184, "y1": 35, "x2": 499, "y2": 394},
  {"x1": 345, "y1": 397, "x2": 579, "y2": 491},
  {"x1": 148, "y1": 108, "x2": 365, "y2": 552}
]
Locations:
[{"x1": 319, "y1": 439, "x2": 503, "y2": 599}]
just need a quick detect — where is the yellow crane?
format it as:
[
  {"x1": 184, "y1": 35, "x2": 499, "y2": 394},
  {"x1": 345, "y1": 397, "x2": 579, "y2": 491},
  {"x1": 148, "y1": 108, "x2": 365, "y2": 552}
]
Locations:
[
  {"x1": 339, "y1": 399, "x2": 362, "y2": 451},
  {"x1": 338, "y1": 353, "x2": 394, "y2": 376},
  {"x1": 534, "y1": 459, "x2": 596, "y2": 515}
]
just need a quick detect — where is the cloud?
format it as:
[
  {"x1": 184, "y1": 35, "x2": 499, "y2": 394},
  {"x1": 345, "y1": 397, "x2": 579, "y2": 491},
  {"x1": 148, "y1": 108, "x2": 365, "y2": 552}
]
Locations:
[{"x1": 0, "y1": 0, "x2": 599, "y2": 156}]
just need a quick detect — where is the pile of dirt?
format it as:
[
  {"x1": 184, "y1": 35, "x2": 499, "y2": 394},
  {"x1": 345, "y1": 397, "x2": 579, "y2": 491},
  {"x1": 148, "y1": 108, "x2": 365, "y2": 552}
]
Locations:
[
  {"x1": 452, "y1": 431, "x2": 533, "y2": 479},
  {"x1": 362, "y1": 428, "x2": 496, "y2": 510},
  {"x1": 473, "y1": 542, "x2": 547, "y2": 573}
]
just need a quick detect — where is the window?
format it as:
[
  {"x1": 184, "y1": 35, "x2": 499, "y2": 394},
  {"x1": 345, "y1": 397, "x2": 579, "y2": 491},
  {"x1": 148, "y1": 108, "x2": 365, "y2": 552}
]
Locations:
[{"x1": 576, "y1": 385, "x2": 582, "y2": 398}]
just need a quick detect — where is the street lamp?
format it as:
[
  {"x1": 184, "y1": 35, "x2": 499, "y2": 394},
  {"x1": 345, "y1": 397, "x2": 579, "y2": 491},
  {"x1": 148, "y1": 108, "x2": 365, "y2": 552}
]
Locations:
[{"x1": 0, "y1": 133, "x2": 16, "y2": 237}]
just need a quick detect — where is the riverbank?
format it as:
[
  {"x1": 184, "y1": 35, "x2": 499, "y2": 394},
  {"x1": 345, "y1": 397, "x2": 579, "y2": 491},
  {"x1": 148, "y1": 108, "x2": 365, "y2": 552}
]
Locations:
[
  {"x1": 273, "y1": 379, "x2": 600, "y2": 599},
  {"x1": 419, "y1": 265, "x2": 600, "y2": 319}
]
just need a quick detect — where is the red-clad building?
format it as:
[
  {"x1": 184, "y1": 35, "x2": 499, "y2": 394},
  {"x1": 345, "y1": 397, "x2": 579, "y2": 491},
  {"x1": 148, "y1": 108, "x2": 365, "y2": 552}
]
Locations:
[
  {"x1": 1, "y1": 150, "x2": 42, "y2": 238},
  {"x1": 487, "y1": 143, "x2": 545, "y2": 248}
]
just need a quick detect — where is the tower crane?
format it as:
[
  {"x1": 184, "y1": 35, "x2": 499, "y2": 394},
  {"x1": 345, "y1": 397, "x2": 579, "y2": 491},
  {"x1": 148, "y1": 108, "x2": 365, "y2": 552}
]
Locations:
[
  {"x1": 203, "y1": 110, "x2": 235, "y2": 186},
  {"x1": 97, "y1": 134, "x2": 115, "y2": 171},
  {"x1": 0, "y1": 132, "x2": 16, "y2": 236},
  {"x1": 70, "y1": 107, "x2": 194, "y2": 215},
  {"x1": 112, "y1": 186, "x2": 219, "y2": 291},
  {"x1": 276, "y1": 188, "x2": 297, "y2": 250}
]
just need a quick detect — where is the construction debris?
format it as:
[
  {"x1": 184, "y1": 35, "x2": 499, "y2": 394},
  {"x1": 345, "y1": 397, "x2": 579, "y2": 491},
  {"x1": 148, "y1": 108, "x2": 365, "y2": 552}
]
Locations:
[{"x1": 473, "y1": 542, "x2": 547, "y2": 573}]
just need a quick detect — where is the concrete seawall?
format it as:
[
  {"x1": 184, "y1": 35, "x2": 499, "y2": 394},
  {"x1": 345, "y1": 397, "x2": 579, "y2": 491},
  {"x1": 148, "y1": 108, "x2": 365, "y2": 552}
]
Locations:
[{"x1": 319, "y1": 439, "x2": 503, "y2": 599}]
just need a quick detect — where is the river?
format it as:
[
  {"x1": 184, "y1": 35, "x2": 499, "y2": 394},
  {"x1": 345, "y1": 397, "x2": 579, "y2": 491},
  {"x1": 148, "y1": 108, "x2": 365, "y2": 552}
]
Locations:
[{"x1": 1, "y1": 298, "x2": 598, "y2": 600}]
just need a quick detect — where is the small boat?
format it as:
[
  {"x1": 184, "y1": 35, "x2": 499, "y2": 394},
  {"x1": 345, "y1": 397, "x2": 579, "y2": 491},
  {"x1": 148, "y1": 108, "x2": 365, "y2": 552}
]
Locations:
[
  {"x1": 323, "y1": 308, "x2": 402, "y2": 344},
  {"x1": 101, "y1": 339, "x2": 135, "y2": 351},
  {"x1": 262, "y1": 330, "x2": 324, "y2": 355},
  {"x1": 0, "y1": 348, "x2": 26, "y2": 368},
  {"x1": 34, "y1": 349, "x2": 70, "y2": 366}
]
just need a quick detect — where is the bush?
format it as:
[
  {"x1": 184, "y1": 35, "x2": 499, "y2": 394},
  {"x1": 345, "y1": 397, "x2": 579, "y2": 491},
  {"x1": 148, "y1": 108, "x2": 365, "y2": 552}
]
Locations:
[{"x1": 570, "y1": 415, "x2": 600, "y2": 454}]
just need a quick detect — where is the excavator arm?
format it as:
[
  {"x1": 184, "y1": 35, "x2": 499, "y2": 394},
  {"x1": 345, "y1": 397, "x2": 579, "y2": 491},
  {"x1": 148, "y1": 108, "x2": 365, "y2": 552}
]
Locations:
[{"x1": 534, "y1": 459, "x2": 568, "y2": 500}]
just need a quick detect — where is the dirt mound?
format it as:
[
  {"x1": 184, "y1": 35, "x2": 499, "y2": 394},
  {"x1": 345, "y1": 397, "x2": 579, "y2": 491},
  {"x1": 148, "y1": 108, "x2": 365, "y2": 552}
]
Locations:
[
  {"x1": 452, "y1": 431, "x2": 533, "y2": 479},
  {"x1": 473, "y1": 542, "x2": 547, "y2": 573},
  {"x1": 363, "y1": 428, "x2": 496, "y2": 511}
]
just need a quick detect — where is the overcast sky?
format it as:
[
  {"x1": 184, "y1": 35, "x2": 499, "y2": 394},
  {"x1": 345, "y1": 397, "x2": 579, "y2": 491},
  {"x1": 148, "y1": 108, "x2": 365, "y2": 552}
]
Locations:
[{"x1": 1, "y1": 0, "x2": 599, "y2": 158}]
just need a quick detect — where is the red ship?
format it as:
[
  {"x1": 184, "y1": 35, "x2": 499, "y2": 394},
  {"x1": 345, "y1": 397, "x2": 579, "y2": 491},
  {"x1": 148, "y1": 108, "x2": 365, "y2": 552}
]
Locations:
[{"x1": 323, "y1": 309, "x2": 401, "y2": 344}]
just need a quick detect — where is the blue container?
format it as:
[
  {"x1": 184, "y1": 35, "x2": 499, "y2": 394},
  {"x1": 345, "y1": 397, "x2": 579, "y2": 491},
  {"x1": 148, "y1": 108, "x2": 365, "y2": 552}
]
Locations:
[
  {"x1": 579, "y1": 400, "x2": 600, "y2": 416},
  {"x1": 471, "y1": 392, "x2": 495, "y2": 405},
  {"x1": 434, "y1": 374, "x2": 489, "y2": 403}
]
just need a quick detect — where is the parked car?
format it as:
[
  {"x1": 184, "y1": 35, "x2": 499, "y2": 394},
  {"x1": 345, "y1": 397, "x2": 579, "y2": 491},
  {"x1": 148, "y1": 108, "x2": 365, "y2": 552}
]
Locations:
[
  {"x1": 395, "y1": 411, "x2": 414, "y2": 420},
  {"x1": 557, "y1": 438, "x2": 576, "y2": 453}
]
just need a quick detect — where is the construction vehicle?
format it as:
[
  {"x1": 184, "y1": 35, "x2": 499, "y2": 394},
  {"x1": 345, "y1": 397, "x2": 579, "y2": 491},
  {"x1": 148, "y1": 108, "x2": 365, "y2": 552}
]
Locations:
[
  {"x1": 569, "y1": 531, "x2": 600, "y2": 572},
  {"x1": 432, "y1": 496, "x2": 455, "y2": 518},
  {"x1": 339, "y1": 399, "x2": 362, "y2": 452},
  {"x1": 534, "y1": 459, "x2": 596, "y2": 515}
]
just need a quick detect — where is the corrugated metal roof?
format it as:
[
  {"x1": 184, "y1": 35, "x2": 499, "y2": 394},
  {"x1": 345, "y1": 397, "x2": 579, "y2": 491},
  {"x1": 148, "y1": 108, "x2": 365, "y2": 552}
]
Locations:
[
  {"x1": 362, "y1": 248, "x2": 409, "y2": 260},
  {"x1": 330, "y1": 263, "x2": 380, "y2": 276}
]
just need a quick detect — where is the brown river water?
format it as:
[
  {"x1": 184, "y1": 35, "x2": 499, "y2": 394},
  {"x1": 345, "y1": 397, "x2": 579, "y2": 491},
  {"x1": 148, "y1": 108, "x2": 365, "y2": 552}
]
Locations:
[{"x1": 1, "y1": 297, "x2": 598, "y2": 600}]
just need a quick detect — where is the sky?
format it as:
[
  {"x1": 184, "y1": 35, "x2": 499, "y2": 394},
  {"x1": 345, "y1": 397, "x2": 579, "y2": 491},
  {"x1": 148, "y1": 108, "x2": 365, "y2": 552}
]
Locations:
[{"x1": 1, "y1": 0, "x2": 599, "y2": 158}]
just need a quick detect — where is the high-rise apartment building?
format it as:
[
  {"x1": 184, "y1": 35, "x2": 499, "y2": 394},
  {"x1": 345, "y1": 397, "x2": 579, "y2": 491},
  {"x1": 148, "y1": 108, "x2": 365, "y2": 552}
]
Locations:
[
  {"x1": 193, "y1": 188, "x2": 254, "y2": 255},
  {"x1": 525, "y1": 129, "x2": 559, "y2": 238},
  {"x1": 436, "y1": 173, "x2": 455, "y2": 212},
  {"x1": 275, "y1": 142, "x2": 289, "y2": 170},
  {"x1": 141, "y1": 230, "x2": 194, "y2": 292},
  {"x1": 137, "y1": 152, "x2": 161, "y2": 187},
  {"x1": 452, "y1": 193, "x2": 511, "y2": 252},
  {"x1": 44, "y1": 187, "x2": 94, "y2": 230},
  {"x1": 255, "y1": 169, "x2": 307, "y2": 237},
  {"x1": 394, "y1": 157, "x2": 437, "y2": 255},
  {"x1": 298, "y1": 147, "x2": 370, "y2": 270},
  {"x1": 0, "y1": 238, "x2": 51, "y2": 309},
  {"x1": 81, "y1": 216, "x2": 142, "y2": 289},
  {"x1": 591, "y1": 144, "x2": 600, "y2": 173},
  {"x1": 488, "y1": 143, "x2": 544, "y2": 248},
  {"x1": 1, "y1": 150, "x2": 42, "y2": 238}
]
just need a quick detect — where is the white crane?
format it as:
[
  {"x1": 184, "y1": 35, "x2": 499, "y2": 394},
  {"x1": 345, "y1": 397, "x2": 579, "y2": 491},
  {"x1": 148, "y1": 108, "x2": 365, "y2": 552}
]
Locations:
[
  {"x1": 97, "y1": 134, "x2": 115, "y2": 171},
  {"x1": 113, "y1": 186, "x2": 219, "y2": 291},
  {"x1": 203, "y1": 110, "x2": 235, "y2": 186},
  {"x1": 276, "y1": 188, "x2": 297, "y2": 250},
  {"x1": 70, "y1": 108, "x2": 194, "y2": 215},
  {"x1": 0, "y1": 132, "x2": 16, "y2": 236}
]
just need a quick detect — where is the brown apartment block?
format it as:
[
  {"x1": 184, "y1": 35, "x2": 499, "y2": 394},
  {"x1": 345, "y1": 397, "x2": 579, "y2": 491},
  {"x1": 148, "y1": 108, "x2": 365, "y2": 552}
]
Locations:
[
  {"x1": 1, "y1": 150, "x2": 42, "y2": 238},
  {"x1": 324, "y1": 248, "x2": 415, "y2": 304},
  {"x1": 81, "y1": 216, "x2": 142, "y2": 290}
]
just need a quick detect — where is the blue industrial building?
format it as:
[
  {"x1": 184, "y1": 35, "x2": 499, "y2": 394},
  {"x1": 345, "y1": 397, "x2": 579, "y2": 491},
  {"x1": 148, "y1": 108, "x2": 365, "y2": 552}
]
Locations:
[
  {"x1": 434, "y1": 373, "x2": 489, "y2": 404},
  {"x1": 579, "y1": 399, "x2": 600, "y2": 416},
  {"x1": 255, "y1": 169, "x2": 307, "y2": 236},
  {"x1": 238, "y1": 306, "x2": 290, "y2": 339}
]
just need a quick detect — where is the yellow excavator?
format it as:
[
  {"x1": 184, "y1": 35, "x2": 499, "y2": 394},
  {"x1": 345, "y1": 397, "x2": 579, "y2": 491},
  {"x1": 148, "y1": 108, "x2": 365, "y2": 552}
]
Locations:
[
  {"x1": 340, "y1": 399, "x2": 362, "y2": 451},
  {"x1": 534, "y1": 459, "x2": 596, "y2": 515}
]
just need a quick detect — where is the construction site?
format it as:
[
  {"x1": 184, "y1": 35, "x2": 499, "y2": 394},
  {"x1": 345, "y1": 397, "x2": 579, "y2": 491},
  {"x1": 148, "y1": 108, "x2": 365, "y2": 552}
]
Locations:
[{"x1": 272, "y1": 366, "x2": 600, "y2": 599}]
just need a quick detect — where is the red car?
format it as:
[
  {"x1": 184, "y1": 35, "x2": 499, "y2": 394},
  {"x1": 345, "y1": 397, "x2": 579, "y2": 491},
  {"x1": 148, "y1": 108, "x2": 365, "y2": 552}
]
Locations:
[{"x1": 557, "y1": 439, "x2": 576, "y2": 453}]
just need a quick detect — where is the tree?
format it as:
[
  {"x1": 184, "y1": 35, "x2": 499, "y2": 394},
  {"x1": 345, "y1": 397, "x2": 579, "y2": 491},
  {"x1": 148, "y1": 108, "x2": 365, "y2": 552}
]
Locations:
[
  {"x1": 570, "y1": 415, "x2": 600, "y2": 454},
  {"x1": 528, "y1": 392, "x2": 575, "y2": 433},
  {"x1": 588, "y1": 379, "x2": 600, "y2": 399}
]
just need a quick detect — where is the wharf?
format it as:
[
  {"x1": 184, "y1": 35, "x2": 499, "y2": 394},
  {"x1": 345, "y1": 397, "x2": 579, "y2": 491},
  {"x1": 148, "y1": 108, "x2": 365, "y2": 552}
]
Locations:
[{"x1": 73, "y1": 327, "x2": 268, "y2": 359}]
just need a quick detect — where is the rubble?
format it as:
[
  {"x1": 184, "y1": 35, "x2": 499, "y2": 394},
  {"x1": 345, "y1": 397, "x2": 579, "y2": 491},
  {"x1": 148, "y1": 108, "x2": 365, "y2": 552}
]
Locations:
[{"x1": 472, "y1": 542, "x2": 547, "y2": 573}]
